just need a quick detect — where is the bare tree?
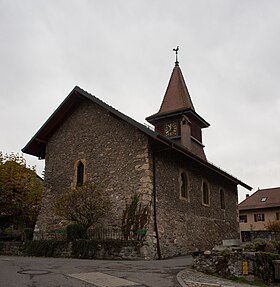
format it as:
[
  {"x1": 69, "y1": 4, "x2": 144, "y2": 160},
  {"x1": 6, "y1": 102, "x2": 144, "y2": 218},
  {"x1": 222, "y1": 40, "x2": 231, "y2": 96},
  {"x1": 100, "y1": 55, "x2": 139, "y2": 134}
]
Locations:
[{"x1": 55, "y1": 182, "x2": 111, "y2": 230}]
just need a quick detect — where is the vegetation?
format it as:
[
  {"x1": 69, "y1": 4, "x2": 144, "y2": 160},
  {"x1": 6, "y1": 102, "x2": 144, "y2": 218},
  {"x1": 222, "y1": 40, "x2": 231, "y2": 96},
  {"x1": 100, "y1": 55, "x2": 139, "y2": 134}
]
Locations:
[
  {"x1": 265, "y1": 220, "x2": 280, "y2": 231},
  {"x1": 66, "y1": 223, "x2": 87, "y2": 241},
  {"x1": 0, "y1": 152, "x2": 43, "y2": 230},
  {"x1": 25, "y1": 240, "x2": 69, "y2": 257},
  {"x1": 122, "y1": 194, "x2": 150, "y2": 240},
  {"x1": 55, "y1": 182, "x2": 111, "y2": 230}
]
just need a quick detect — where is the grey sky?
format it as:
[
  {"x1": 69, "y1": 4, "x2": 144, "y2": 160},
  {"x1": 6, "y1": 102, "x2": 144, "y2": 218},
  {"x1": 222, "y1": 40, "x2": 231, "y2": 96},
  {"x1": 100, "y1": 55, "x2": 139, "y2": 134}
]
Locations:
[{"x1": 1, "y1": 0, "x2": 280, "y2": 202}]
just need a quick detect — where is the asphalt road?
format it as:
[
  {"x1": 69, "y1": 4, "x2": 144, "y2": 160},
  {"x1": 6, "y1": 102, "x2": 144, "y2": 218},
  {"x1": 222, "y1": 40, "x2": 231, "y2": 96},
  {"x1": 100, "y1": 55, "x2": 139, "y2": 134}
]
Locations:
[{"x1": 0, "y1": 255, "x2": 193, "y2": 287}]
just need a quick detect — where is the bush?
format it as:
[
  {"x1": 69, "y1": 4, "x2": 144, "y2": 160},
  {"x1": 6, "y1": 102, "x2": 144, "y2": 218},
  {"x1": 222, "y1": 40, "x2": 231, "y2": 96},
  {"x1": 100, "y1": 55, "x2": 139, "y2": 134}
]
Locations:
[
  {"x1": 264, "y1": 241, "x2": 277, "y2": 253},
  {"x1": 22, "y1": 228, "x2": 34, "y2": 241},
  {"x1": 252, "y1": 238, "x2": 267, "y2": 251},
  {"x1": 243, "y1": 242, "x2": 255, "y2": 252},
  {"x1": 255, "y1": 252, "x2": 280, "y2": 283},
  {"x1": 25, "y1": 240, "x2": 69, "y2": 257},
  {"x1": 272, "y1": 240, "x2": 280, "y2": 254},
  {"x1": 67, "y1": 224, "x2": 87, "y2": 241}
]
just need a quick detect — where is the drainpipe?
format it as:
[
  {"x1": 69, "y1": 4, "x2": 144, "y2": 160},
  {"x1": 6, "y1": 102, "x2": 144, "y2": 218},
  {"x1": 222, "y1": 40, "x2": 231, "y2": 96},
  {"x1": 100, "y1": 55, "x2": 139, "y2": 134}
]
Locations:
[{"x1": 152, "y1": 151, "x2": 161, "y2": 260}]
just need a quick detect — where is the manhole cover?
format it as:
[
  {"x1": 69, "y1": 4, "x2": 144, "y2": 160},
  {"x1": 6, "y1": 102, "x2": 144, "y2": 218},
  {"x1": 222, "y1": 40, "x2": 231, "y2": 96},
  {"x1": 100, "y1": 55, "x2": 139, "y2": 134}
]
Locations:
[{"x1": 18, "y1": 270, "x2": 50, "y2": 275}]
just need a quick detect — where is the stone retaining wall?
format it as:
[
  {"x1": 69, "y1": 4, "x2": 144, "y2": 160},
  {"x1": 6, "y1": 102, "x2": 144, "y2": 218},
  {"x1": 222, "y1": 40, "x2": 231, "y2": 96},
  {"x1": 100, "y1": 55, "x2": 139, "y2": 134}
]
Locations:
[{"x1": 0, "y1": 240, "x2": 146, "y2": 260}]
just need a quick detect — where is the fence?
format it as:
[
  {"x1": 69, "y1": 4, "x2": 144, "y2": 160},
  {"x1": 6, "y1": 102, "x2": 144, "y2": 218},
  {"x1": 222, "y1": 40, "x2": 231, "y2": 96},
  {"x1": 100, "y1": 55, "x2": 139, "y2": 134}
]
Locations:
[
  {"x1": 33, "y1": 228, "x2": 147, "y2": 241},
  {"x1": 87, "y1": 228, "x2": 147, "y2": 241}
]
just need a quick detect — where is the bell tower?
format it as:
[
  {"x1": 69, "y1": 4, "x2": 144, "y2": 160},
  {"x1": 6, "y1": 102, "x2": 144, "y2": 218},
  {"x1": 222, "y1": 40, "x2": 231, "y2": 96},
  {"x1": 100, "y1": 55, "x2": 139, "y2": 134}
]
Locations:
[{"x1": 146, "y1": 47, "x2": 209, "y2": 159}]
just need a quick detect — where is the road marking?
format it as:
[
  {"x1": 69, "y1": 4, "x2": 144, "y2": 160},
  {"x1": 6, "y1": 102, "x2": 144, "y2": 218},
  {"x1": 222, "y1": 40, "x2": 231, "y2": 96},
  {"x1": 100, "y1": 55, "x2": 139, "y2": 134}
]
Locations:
[{"x1": 68, "y1": 271, "x2": 141, "y2": 287}]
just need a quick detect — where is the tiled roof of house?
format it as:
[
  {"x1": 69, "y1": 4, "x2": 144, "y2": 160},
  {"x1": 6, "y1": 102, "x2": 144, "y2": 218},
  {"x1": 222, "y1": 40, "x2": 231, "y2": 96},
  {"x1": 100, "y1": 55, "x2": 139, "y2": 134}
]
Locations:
[
  {"x1": 22, "y1": 86, "x2": 251, "y2": 190},
  {"x1": 239, "y1": 187, "x2": 280, "y2": 210}
]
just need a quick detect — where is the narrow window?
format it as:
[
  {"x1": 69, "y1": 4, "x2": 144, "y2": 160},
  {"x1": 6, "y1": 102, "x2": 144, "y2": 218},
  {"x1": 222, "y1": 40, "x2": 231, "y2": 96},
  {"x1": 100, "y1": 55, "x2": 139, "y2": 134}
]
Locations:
[
  {"x1": 180, "y1": 172, "x2": 188, "y2": 200},
  {"x1": 220, "y1": 189, "x2": 225, "y2": 210},
  {"x1": 254, "y1": 213, "x2": 265, "y2": 222},
  {"x1": 202, "y1": 181, "x2": 210, "y2": 205},
  {"x1": 276, "y1": 212, "x2": 280, "y2": 221},
  {"x1": 239, "y1": 215, "x2": 247, "y2": 223},
  {"x1": 77, "y1": 161, "x2": 85, "y2": 186}
]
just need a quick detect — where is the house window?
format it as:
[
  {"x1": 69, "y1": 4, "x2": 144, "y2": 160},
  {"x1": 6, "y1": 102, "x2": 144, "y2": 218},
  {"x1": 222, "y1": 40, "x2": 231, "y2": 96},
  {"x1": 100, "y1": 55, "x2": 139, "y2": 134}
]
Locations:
[
  {"x1": 220, "y1": 189, "x2": 225, "y2": 210},
  {"x1": 254, "y1": 213, "x2": 265, "y2": 222},
  {"x1": 276, "y1": 212, "x2": 280, "y2": 220},
  {"x1": 239, "y1": 215, "x2": 247, "y2": 223},
  {"x1": 202, "y1": 180, "x2": 210, "y2": 206},
  {"x1": 179, "y1": 171, "x2": 189, "y2": 200}
]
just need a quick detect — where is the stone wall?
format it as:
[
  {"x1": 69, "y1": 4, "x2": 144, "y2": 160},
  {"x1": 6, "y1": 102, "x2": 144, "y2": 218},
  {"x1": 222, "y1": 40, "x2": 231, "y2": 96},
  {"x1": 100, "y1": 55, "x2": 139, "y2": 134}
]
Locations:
[
  {"x1": 0, "y1": 240, "x2": 146, "y2": 260},
  {"x1": 154, "y1": 149, "x2": 239, "y2": 258},
  {"x1": 193, "y1": 251, "x2": 255, "y2": 277},
  {"x1": 35, "y1": 99, "x2": 157, "y2": 259}
]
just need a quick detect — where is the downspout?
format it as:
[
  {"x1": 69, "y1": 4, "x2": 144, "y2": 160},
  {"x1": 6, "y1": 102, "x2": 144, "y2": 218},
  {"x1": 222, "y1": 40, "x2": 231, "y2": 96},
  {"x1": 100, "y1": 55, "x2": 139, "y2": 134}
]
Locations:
[{"x1": 152, "y1": 151, "x2": 161, "y2": 260}]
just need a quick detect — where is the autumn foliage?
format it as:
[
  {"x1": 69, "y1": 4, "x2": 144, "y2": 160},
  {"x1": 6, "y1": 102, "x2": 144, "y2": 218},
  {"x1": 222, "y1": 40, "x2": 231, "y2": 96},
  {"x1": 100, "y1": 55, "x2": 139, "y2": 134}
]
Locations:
[{"x1": 0, "y1": 152, "x2": 43, "y2": 230}]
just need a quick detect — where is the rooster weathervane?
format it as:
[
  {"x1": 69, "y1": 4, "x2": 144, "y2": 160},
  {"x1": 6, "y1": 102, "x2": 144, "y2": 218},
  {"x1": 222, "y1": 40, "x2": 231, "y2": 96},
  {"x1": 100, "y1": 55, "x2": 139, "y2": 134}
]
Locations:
[{"x1": 173, "y1": 46, "x2": 179, "y2": 66}]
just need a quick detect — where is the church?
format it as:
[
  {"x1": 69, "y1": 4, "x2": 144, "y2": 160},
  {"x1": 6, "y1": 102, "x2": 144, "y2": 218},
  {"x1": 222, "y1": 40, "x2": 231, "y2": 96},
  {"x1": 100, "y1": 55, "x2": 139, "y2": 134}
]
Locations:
[{"x1": 22, "y1": 51, "x2": 251, "y2": 259}]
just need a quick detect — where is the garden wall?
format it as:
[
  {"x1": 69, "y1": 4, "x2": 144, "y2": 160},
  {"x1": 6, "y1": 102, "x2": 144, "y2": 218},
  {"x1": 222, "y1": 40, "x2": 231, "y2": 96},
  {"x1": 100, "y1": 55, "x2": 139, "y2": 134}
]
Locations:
[{"x1": 0, "y1": 240, "x2": 147, "y2": 260}]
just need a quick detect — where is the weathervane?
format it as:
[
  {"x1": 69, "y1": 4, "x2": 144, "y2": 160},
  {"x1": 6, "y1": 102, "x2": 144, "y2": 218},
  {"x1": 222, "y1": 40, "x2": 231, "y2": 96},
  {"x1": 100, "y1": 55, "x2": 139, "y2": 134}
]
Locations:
[{"x1": 173, "y1": 46, "x2": 179, "y2": 66}]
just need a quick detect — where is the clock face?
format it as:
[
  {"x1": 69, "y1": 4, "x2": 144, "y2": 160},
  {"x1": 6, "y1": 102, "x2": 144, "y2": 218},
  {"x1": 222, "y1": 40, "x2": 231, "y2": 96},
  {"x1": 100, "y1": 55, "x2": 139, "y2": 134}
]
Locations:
[{"x1": 165, "y1": 122, "x2": 177, "y2": 137}]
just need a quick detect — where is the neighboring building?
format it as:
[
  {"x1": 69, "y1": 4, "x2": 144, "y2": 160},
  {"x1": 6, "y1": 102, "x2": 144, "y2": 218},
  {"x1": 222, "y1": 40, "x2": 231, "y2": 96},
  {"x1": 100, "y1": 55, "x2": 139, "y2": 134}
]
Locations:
[
  {"x1": 239, "y1": 187, "x2": 280, "y2": 232},
  {"x1": 22, "y1": 56, "x2": 251, "y2": 259}
]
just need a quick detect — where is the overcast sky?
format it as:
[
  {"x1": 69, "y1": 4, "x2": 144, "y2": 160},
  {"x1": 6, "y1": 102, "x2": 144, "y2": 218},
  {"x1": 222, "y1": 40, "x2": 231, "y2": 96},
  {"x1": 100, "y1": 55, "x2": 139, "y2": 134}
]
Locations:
[{"x1": 1, "y1": 0, "x2": 279, "y2": 202}]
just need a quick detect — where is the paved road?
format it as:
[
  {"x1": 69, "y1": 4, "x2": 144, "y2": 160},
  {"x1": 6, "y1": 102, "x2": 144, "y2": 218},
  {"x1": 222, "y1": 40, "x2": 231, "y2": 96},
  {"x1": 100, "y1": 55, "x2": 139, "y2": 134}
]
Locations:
[{"x1": 0, "y1": 255, "x2": 193, "y2": 287}]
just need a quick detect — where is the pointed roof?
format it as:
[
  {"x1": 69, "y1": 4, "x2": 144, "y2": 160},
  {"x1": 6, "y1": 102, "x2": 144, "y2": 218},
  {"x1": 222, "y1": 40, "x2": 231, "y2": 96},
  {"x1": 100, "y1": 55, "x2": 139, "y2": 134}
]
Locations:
[
  {"x1": 239, "y1": 187, "x2": 280, "y2": 210},
  {"x1": 158, "y1": 64, "x2": 194, "y2": 114},
  {"x1": 146, "y1": 63, "x2": 209, "y2": 128}
]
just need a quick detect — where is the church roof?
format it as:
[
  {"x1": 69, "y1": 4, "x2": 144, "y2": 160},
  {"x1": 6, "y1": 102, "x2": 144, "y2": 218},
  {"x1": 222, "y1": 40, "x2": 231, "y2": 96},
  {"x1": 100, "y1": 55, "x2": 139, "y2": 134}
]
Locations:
[
  {"x1": 22, "y1": 86, "x2": 251, "y2": 190},
  {"x1": 159, "y1": 64, "x2": 194, "y2": 113},
  {"x1": 239, "y1": 187, "x2": 280, "y2": 210},
  {"x1": 146, "y1": 64, "x2": 209, "y2": 128}
]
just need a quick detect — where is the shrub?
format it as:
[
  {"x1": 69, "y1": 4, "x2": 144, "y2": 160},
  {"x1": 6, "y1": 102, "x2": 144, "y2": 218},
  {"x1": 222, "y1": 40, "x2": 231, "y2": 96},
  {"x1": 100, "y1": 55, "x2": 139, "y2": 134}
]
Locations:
[
  {"x1": 252, "y1": 238, "x2": 266, "y2": 251},
  {"x1": 265, "y1": 220, "x2": 280, "y2": 231},
  {"x1": 255, "y1": 252, "x2": 280, "y2": 283},
  {"x1": 122, "y1": 194, "x2": 150, "y2": 240},
  {"x1": 243, "y1": 242, "x2": 255, "y2": 252},
  {"x1": 67, "y1": 224, "x2": 87, "y2": 241},
  {"x1": 55, "y1": 182, "x2": 111, "y2": 230},
  {"x1": 22, "y1": 228, "x2": 34, "y2": 241},
  {"x1": 272, "y1": 240, "x2": 280, "y2": 254},
  {"x1": 264, "y1": 241, "x2": 277, "y2": 253},
  {"x1": 25, "y1": 240, "x2": 69, "y2": 257}
]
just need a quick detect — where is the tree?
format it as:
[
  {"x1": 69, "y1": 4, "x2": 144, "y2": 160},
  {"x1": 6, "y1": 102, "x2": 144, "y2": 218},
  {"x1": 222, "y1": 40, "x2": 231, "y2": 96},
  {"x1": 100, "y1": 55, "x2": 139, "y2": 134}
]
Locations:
[
  {"x1": 54, "y1": 182, "x2": 111, "y2": 230},
  {"x1": 265, "y1": 220, "x2": 280, "y2": 231},
  {"x1": 0, "y1": 152, "x2": 43, "y2": 230}
]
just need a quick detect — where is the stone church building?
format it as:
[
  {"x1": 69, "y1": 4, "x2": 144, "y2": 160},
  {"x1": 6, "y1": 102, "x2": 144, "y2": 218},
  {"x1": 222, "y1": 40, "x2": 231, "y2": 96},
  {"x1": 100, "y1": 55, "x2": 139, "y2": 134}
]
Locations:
[{"x1": 23, "y1": 57, "x2": 251, "y2": 259}]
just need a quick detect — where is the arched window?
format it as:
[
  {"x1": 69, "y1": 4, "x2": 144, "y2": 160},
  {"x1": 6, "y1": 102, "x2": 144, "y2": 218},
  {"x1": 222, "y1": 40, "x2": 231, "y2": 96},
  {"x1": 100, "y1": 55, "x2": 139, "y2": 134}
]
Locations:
[
  {"x1": 76, "y1": 161, "x2": 85, "y2": 187},
  {"x1": 202, "y1": 181, "x2": 210, "y2": 205},
  {"x1": 220, "y1": 189, "x2": 225, "y2": 210},
  {"x1": 180, "y1": 172, "x2": 188, "y2": 199}
]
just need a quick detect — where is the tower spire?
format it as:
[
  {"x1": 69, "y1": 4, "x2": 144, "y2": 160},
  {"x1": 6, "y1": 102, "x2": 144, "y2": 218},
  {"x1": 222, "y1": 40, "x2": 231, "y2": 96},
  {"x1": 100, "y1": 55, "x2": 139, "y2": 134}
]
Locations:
[{"x1": 173, "y1": 46, "x2": 179, "y2": 66}]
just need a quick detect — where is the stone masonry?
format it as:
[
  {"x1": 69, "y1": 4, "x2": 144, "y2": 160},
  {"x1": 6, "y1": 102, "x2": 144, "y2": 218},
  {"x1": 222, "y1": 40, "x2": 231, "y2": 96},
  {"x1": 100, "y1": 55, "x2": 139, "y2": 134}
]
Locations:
[{"x1": 35, "y1": 99, "x2": 157, "y2": 259}]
